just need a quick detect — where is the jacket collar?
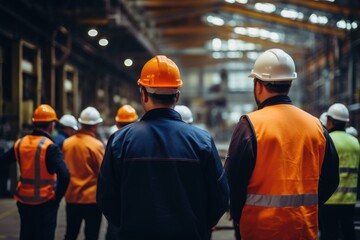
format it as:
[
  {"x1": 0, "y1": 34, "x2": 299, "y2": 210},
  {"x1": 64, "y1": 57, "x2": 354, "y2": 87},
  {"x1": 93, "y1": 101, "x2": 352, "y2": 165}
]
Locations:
[
  {"x1": 32, "y1": 129, "x2": 55, "y2": 141},
  {"x1": 141, "y1": 108, "x2": 182, "y2": 121},
  {"x1": 258, "y1": 95, "x2": 292, "y2": 110}
]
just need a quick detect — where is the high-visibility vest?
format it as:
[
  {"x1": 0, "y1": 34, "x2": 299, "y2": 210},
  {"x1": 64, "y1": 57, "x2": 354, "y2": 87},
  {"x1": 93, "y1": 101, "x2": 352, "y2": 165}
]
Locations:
[
  {"x1": 242, "y1": 104, "x2": 326, "y2": 240},
  {"x1": 14, "y1": 135, "x2": 56, "y2": 205},
  {"x1": 326, "y1": 131, "x2": 360, "y2": 204}
]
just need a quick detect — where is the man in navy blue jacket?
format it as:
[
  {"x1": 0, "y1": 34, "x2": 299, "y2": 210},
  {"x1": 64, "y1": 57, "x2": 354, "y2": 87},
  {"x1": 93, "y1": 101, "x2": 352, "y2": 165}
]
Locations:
[{"x1": 97, "y1": 55, "x2": 229, "y2": 240}]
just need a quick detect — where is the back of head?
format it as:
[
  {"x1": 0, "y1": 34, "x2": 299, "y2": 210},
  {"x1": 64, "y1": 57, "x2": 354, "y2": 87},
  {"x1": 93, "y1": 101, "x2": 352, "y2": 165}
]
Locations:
[
  {"x1": 59, "y1": 114, "x2": 78, "y2": 130},
  {"x1": 116, "y1": 105, "x2": 138, "y2": 123},
  {"x1": 327, "y1": 103, "x2": 349, "y2": 122},
  {"x1": 174, "y1": 105, "x2": 193, "y2": 124},
  {"x1": 78, "y1": 106, "x2": 103, "y2": 126},
  {"x1": 249, "y1": 48, "x2": 297, "y2": 83}
]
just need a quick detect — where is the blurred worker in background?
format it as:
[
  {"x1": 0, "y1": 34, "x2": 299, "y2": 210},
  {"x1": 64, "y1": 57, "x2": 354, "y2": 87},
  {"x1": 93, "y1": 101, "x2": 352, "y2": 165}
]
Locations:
[
  {"x1": 62, "y1": 106, "x2": 105, "y2": 240},
  {"x1": 97, "y1": 55, "x2": 229, "y2": 240},
  {"x1": 108, "y1": 104, "x2": 139, "y2": 136},
  {"x1": 174, "y1": 104, "x2": 193, "y2": 124},
  {"x1": 105, "y1": 104, "x2": 138, "y2": 240},
  {"x1": 225, "y1": 49, "x2": 339, "y2": 240},
  {"x1": 319, "y1": 103, "x2": 360, "y2": 240},
  {"x1": 320, "y1": 111, "x2": 328, "y2": 129},
  {"x1": 53, "y1": 114, "x2": 78, "y2": 148},
  {"x1": 0, "y1": 104, "x2": 70, "y2": 240},
  {"x1": 346, "y1": 126, "x2": 358, "y2": 138}
]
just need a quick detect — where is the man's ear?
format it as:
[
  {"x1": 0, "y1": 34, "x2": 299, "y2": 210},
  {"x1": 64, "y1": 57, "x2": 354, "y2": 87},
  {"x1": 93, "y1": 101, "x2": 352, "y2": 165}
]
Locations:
[
  {"x1": 175, "y1": 91, "x2": 180, "y2": 104},
  {"x1": 142, "y1": 89, "x2": 149, "y2": 103}
]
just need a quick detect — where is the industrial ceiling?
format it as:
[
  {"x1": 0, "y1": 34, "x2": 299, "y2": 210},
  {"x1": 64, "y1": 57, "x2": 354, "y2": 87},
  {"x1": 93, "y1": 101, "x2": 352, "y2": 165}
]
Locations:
[{"x1": 4, "y1": 0, "x2": 360, "y2": 74}]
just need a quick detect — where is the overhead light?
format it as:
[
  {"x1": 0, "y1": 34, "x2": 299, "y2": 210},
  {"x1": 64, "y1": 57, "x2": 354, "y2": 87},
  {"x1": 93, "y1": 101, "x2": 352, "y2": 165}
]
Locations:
[
  {"x1": 309, "y1": 14, "x2": 328, "y2": 25},
  {"x1": 98, "y1": 38, "x2": 109, "y2": 46},
  {"x1": 206, "y1": 15, "x2": 225, "y2": 26},
  {"x1": 280, "y1": 9, "x2": 304, "y2": 20},
  {"x1": 212, "y1": 38, "x2": 222, "y2": 51},
  {"x1": 88, "y1": 29, "x2": 98, "y2": 37},
  {"x1": 124, "y1": 58, "x2": 133, "y2": 67},
  {"x1": 254, "y1": 3, "x2": 276, "y2": 13}
]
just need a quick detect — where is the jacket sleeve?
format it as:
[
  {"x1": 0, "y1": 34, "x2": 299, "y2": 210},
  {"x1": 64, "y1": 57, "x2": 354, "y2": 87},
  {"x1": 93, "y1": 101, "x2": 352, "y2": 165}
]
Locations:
[
  {"x1": 96, "y1": 134, "x2": 122, "y2": 226},
  {"x1": 46, "y1": 144, "x2": 70, "y2": 203},
  {"x1": 224, "y1": 117, "x2": 256, "y2": 225},
  {"x1": 318, "y1": 129, "x2": 339, "y2": 205},
  {"x1": 205, "y1": 138, "x2": 229, "y2": 228}
]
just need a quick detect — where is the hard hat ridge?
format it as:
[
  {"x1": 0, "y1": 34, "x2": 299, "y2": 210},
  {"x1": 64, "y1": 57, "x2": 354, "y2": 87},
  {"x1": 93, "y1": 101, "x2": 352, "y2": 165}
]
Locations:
[
  {"x1": 78, "y1": 106, "x2": 103, "y2": 125},
  {"x1": 32, "y1": 104, "x2": 58, "y2": 122},
  {"x1": 248, "y1": 48, "x2": 297, "y2": 82},
  {"x1": 137, "y1": 55, "x2": 183, "y2": 90}
]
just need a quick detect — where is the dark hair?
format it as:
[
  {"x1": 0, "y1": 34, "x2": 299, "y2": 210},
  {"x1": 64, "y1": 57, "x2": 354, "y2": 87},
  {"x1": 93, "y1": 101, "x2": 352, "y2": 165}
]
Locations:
[
  {"x1": 141, "y1": 87, "x2": 177, "y2": 105},
  {"x1": 33, "y1": 122, "x2": 53, "y2": 129},
  {"x1": 327, "y1": 116, "x2": 346, "y2": 129},
  {"x1": 257, "y1": 79, "x2": 291, "y2": 93}
]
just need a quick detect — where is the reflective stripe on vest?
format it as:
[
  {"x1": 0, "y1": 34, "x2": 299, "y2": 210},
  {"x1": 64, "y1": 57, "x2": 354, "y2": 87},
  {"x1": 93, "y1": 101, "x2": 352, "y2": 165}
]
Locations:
[
  {"x1": 246, "y1": 193, "x2": 318, "y2": 207},
  {"x1": 339, "y1": 167, "x2": 358, "y2": 174},
  {"x1": 334, "y1": 187, "x2": 357, "y2": 194},
  {"x1": 15, "y1": 137, "x2": 55, "y2": 203}
]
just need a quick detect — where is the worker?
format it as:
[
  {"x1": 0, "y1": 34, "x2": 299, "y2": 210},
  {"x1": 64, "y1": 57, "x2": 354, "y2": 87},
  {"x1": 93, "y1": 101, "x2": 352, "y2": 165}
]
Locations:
[
  {"x1": 62, "y1": 106, "x2": 105, "y2": 240},
  {"x1": 346, "y1": 126, "x2": 358, "y2": 138},
  {"x1": 174, "y1": 104, "x2": 193, "y2": 124},
  {"x1": 319, "y1": 103, "x2": 360, "y2": 240},
  {"x1": 97, "y1": 55, "x2": 229, "y2": 240},
  {"x1": 224, "y1": 49, "x2": 339, "y2": 240},
  {"x1": 0, "y1": 104, "x2": 70, "y2": 240},
  {"x1": 108, "y1": 104, "x2": 139, "y2": 135},
  {"x1": 106, "y1": 104, "x2": 138, "y2": 240},
  {"x1": 320, "y1": 111, "x2": 328, "y2": 128},
  {"x1": 53, "y1": 114, "x2": 78, "y2": 148}
]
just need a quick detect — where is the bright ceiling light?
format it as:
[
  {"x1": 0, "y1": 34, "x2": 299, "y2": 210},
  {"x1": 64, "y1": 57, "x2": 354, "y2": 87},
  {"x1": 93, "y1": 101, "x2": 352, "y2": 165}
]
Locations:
[
  {"x1": 281, "y1": 9, "x2": 303, "y2": 20},
  {"x1": 206, "y1": 15, "x2": 225, "y2": 26},
  {"x1": 309, "y1": 14, "x2": 328, "y2": 25},
  {"x1": 124, "y1": 58, "x2": 133, "y2": 67},
  {"x1": 212, "y1": 38, "x2": 222, "y2": 51},
  {"x1": 99, "y1": 38, "x2": 109, "y2": 46},
  {"x1": 88, "y1": 29, "x2": 98, "y2": 37},
  {"x1": 254, "y1": 3, "x2": 276, "y2": 13},
  {"x1": 352, "y1": 21, "x2": 358, "y2": 29}
]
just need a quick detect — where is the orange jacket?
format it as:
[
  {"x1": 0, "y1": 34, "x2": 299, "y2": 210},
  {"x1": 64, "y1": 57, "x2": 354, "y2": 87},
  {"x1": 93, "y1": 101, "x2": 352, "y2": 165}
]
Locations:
[
  {"x1": 14, "y1": 136, "x2": 56, "y2": 205},
  {"x1": 241, "y1": 104, "x2": 326, "y2": 240},
  {"x1": 63, "y1": 129, "x2": 104, "y2": 203}
]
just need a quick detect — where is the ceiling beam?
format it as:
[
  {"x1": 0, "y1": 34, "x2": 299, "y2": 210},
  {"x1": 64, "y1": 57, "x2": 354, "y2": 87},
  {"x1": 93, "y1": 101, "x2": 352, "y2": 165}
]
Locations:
[{"x1": 220, "y1": 3, "x2": 347, "y2": 38}]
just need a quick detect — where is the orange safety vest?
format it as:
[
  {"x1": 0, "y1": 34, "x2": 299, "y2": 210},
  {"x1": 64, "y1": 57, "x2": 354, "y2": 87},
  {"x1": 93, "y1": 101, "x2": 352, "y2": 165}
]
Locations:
[
  {"x1": 241, "y1": 104, "x2": 326, "y2": 240},
  {"x1": 14, "y1": 135, "x2": 56, "y2": 205}
]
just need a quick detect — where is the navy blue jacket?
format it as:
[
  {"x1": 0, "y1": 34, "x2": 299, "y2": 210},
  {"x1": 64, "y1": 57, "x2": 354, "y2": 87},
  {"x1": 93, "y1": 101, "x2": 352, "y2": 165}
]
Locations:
[{"x1": 97, "y1": 108, "x2": 229, "y2": 240}]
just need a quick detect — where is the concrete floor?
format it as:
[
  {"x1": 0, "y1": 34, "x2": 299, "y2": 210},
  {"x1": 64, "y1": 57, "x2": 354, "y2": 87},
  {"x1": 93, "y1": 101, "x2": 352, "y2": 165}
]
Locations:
[{"x1": 0, "y1": 198, "x2": 236, "y2": 240}]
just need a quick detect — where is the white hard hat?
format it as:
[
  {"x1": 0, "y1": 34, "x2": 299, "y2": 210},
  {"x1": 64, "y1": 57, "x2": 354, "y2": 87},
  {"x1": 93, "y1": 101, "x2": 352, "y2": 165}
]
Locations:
[
  {"x1": 327, "y1": 103, "x2": 349, "y2": 122},
  {"x1": 175, "y1": 105, "x2": 193, "y2": 124},
  {"x1": 248, "y1": 48, "x2": 297, "y2": 82},
  {"x1": 59, "y1": 114, "x2": 78, "y2": 130},
  {"x1": 319, "y1": 112, "x2": 327, "y2": 126},
  {"x1": 346, "y1": 126, "x2": 358, "y2": 137},
  {"x1": 78, "y1": 106, "x2": 103, "y2": 125}
]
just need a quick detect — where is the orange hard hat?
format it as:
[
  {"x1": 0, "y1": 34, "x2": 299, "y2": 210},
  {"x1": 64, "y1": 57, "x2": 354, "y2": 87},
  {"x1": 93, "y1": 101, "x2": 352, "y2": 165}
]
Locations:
[
  {"x1": 137, "y1": 55, "x2": 183, "y2": 89},
  {"x1": 32, "y1": 104, "x2": 58, "y2": 122},
  {"x1": 115, "y1": 105, "x2": 138, "y2": 123}
]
